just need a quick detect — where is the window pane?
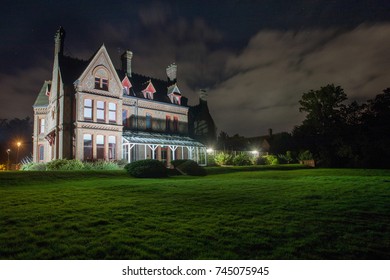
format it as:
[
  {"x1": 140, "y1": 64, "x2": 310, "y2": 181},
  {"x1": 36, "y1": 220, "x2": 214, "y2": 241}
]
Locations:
[
  {"x1": 108, "y1": 136, "x2": 116, "y2": 160},
  {"x1": 146, "y1": 114, "x2": 152, "y2": 130},
  {"x1": 109, "y1": 103, "x2": 116, "y2": 122},
  {"x1": 122, "y1": 110, "x2": 127, "y2": 127},
  {"x1": 97, "y1": 101, "x2": 104, "y2": 109},
  {"x1": 97, "y1": 101, "x2": 105, "y2": 121},
  {"x1": 96, "y1": 135, "x2": 104, "y2": 160},
  {"x1": 83, "y1": 134, "x2": 93, "y2": 161},
  {"x1": 109, "y1": 103, "x2": 116, "y2": 110},
  {"x1": 40, "y1": 119, "x2": 45, "y2": 134},
  {"x1": 84, "y1": 99, "x2": 92, "y2": 120},
  {"x1": 39, "y1": 145, "x2": 44, "y2": 161}
]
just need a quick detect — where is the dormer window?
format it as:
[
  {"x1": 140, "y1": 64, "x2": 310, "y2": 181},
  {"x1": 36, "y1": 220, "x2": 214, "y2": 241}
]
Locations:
[
  {"x1": 167, "y1": 84, "x2": 181, "y2": 105},
  {"x1": 93, "y1": 66, "x2": 110, "y2": 91},
  {"x1": 142, "y1": 80, "x2": 156, "y2": 100}
]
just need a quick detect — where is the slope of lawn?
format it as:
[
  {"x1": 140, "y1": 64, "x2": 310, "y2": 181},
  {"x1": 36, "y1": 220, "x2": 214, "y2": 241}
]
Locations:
[{"x1": 0, "y1": 166, "x2": 390, "y2": 259}]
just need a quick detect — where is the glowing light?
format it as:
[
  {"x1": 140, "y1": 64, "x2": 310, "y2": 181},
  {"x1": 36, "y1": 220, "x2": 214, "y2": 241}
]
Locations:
[
  {"x1": 206, "y1": 148, "x2": 214, "y2": 154},
  {"x1": 251, "y1": 150, "x2": 259, "y2": 155}
]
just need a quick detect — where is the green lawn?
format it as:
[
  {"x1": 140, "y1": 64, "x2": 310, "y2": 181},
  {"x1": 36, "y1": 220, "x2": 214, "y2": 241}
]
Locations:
[{"x1": 1, "y1": 166, "x2": 390, "y2": 259}]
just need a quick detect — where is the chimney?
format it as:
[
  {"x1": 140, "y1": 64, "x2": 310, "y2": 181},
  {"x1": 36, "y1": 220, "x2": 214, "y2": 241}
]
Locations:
[
  {"x1": 199, "y1": 89, "x2": 208, "y2": 101},
  {"x1": 121, "y1": 50, "x2": 133, "y2": 77},
  {"x1": 166, "y1": 63, "x2": 177, "y2": 82},
  {"x1": 54, "y1": 26, "x2": 65, "y2": 56}
]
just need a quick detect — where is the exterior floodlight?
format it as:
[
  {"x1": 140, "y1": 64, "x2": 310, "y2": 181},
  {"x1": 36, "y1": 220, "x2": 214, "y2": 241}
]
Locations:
[
  {"x1": 251, "y1": 150, "x2": 259, "y2": 155},
  {"x1": 206, "y1": 148, "x2": 214, "y2": 154}
]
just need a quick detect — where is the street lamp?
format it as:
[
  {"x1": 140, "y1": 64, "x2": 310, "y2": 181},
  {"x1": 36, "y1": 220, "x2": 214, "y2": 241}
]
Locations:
[
  {"x1": 16, "y1": 142, "x2": 21, "y2": 164},
  {"x1": 6, "y1": 149, "x2": 11, "y2": 170}
]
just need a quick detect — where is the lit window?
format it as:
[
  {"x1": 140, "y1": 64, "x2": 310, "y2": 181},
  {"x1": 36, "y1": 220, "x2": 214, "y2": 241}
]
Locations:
[
  {"x1": 39, "y1": 145, "x2": 44, "y2": 161},
  {"x1": 39, "y1": 119, "x2": 45, "y2": 134},
  {"x1": 146, "y1": 114, "x2": 152, "y2": 130},
  {"x1": 83, "y1": 134, "x2": 93, "y2": 161},
  {"x1": 97, "y1": 101, "x2": 105, "y2": 122},
  {"x1": 96, "y1": 135, "x2": 105, "y2": 160},
  {"x1": 84, "y1": 99, "x2": 93, "y2": 120},
  {"x1": 108, "y1": 136, "x2": 116, "y2": 160},
  {"x1": 166, "y1": 116, "x2": 171, "y2": 132},
  {"x1": 109, "y1": 103, "x2": 116, "y2": 123}
]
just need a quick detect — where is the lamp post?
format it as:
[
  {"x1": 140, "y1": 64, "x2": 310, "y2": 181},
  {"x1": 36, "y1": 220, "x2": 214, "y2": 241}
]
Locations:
[
  {"x1": 6, "y1": 149, "x2": 11, "y2": 170},
  {"x1": 16, "y1": 142, "x2": 21, "y2": 164}
]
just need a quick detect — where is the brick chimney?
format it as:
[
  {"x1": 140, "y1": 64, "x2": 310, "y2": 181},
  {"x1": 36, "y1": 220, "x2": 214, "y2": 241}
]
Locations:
[
  {"x1": 166, "y1": 63, "x2": 177, "y2": 82},
  {"x1": 121, "y1": 50, "x2": 133, "y2": 77}
]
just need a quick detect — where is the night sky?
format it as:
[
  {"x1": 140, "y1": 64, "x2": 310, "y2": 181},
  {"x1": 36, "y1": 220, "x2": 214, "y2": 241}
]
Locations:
[{"x1": 0, "y1": 0, "x2": 389, "y2": 136}]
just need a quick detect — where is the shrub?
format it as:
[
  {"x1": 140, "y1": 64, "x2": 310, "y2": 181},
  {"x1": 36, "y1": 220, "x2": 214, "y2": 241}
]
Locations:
[
  {"x1": 176, "y1": 160, "x2": 206, "y2": 176},
  {"x1": 90, "y1": 160, "x2": 120, "y2": 170},
  {"x1": 20, "y1": 162, "x2": 47, "y2": 171},
  {"x1": 214, "y1": 152, "x2": 233, "y2": 166},
  {"x1": 0, "y1": 164, "x2": 7, "y2": 171},
  {"x1": 115, "y1": 159, "x2": 128, "y2": 169},
  {"x1": 263, "y1": 155, "x2": 279, "y2": 165},
  {"x1": 207, "y1": 154, "x2": 216, "y2": 166},
  {"x1": 46, "y1": 159, "x2": 84, "y2": 171},
  {"x1": 232, "y1": 153, "x2": 252, "y2": 166},
  {"x1": 124, "y1": 159, "x2": 167, "y2": 178},
  {"x1": 46, "y1": 159, "x2": 69, "y2": 170},
  {"x1": 298, "y1": 150, "x2": 313, "y2": 161}
]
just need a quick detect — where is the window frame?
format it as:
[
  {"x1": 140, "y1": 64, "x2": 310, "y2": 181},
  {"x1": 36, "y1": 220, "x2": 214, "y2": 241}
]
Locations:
[
  {"x1": 84, "y1": 99, "x2": 93, "y2": 121},
  {"x1": 96, "y1": 101, "x2": 105, "y2": 122}
]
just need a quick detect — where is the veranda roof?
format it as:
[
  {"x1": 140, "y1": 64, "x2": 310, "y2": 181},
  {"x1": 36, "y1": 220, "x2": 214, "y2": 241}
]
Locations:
[{"x1": 122, "y1": 131, "x2": 205, "y2": 147}]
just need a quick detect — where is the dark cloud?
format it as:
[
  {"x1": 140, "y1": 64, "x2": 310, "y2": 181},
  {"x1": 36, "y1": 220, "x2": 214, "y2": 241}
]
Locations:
[
  {"x1": 208, "y1": 23, "x2": 390, "y2": 136},
  {"x1": 0, "y1": 1, "x2": 389, "y2": 138}
]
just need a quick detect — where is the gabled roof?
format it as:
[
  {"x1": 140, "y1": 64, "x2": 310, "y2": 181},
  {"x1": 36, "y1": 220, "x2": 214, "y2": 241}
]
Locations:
[
  {"x1": 56, "y1": 46, "x2": 188, "y2": 106},
  {"x1": 33, "y1": 81, "x2": 51, "y2": 107},
  {"x1": 59, "y1": 55, "x2": 89, "y2": 86}
]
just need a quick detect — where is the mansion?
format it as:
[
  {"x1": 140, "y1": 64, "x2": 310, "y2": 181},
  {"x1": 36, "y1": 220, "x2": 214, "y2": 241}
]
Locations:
[{"x1": 33, "y1": 28, "x2": 214, "y2": 166}]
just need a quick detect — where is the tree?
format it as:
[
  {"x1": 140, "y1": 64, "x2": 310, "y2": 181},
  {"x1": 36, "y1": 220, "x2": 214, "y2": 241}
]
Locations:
[
  {"x1": 294, "y1": 84, "x2": 348, "y2": 166},
  {"x1": 299, "y1": 84, "x2": 347, "y2": 133}
]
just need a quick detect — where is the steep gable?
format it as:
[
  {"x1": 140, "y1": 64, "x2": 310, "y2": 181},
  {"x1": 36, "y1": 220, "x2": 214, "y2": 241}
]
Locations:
[{"x1": 76, "y1": 45, "x2": 122, "y2": 97}]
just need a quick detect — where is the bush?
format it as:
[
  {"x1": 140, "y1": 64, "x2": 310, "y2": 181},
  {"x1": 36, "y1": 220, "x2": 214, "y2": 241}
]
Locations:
[
  {"x1": 207, "y1": 154, "x2": 216, "y2": 166},
  {"x1": 46, "y1": 159, "x2": 84, "y2": 171},
  {"x1": 176, "y1": 160, "x2": 206, "y2": 176},
  {"x1": 214, "y1": 152, "x2": 233, "y2": 166},
  {"x1": 46, "y1": 159, "x2": 69, "y2": 170},
  {"x1": 263, "y1": 155, "x2": 279, "y2": 165},
  {"x1": 298, "y1": 150, "x2": 313, "y2": 161},
  {"x1": 89, "y1": 160, "x2": 120, "y2": 170},
  {"x1": 232, "y1": 153, "x2": 252, "y2": 166},
  {"x1": 20, "y1": 162, "x2": 47, "y2": 171},
  {"x1": 0, "y1": 164, "x2": 7, "y2": 171},
  {"x1": 124, "y1": 159, "x2": 167, "y2": 178}
]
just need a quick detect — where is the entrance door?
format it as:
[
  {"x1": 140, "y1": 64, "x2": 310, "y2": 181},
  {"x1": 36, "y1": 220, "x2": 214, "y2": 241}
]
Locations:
[{"x1": 161, "y1": 147, "x2": 168, "y2": 167}]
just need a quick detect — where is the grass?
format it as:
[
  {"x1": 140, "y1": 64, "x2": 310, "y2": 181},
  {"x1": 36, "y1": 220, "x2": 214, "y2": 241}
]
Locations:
[{"x1": 0, "y1": 166, "x2": 390, "y2": 259}]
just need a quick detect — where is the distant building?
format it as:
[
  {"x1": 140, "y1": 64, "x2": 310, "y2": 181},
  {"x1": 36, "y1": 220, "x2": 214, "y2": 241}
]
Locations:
[
  {"x1": 188, "y1": 89, "x2": 217, "y2": 147},
  {"x1": 32, "y1": 27, "x2": 207, "y2": 166}
]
